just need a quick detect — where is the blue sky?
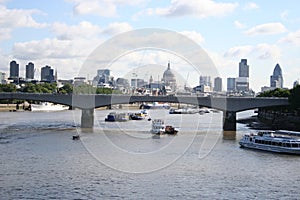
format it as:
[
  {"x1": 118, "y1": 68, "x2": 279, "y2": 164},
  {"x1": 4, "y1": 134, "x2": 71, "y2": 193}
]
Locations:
[{"x1": 0, "y1": 0, "x2": 299, "y2": 92}]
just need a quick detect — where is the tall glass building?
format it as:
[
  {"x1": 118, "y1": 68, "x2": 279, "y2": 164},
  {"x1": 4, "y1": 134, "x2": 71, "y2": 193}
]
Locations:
[
  {"x1": 9, "y1": 60, "x2": 19, "y2": 79},
  {"x1": 26, "y1": 62, "x2": 34, "y2": 80},
  {"x1": 270, "y1": 63, "x2": 283, "y2": 88}
]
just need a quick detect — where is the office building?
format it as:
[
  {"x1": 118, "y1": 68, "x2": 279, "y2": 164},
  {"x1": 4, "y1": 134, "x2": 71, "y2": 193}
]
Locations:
[
  {"x1": 0, "y1": 72, "x2": 6, "y2": 84},
  {"x1": 270, "y1": 63, "x2": 283, "y2": 88},
  {"x1": 93, "y1": 69, "x2": 111, "y2": 86},
  {"x1": 237, "y1": 59, "x2": 250, "y2": 92},
  {"x1": 236, "y1": 77, "x2": 249, "y2": 92},
  {"x1": 239, "y1": 59, "x2": 249, "y2": 77},
  {"x1": 227, "y1": 78, "x2": 236, "y2": 92},
  {"x1": 199, "y1": 75, "x2": 212, "y2": 87},
  {"x1": 26, "y1": 62, "x2": 34, "y2": 80},
  {"x1": 9, "y1": 60, "x2": 19, "y2": 79},
  {"x1": 214, "y1": 77, "x2": 222, "y2": 92},
  {"x1": 131, "y1": 78, "x2": 146, "y2": 88},
  {"x1": 41, "y1": 65, "x2": 55, "y2": 82}
]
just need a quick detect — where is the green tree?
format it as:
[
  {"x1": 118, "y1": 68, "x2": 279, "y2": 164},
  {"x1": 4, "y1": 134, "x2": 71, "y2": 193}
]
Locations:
[
  {"x1": 258, "y1": 88, "x2": 290, "y2": 97},
  {"x1": 59, "y1": 83, "x2": 73, "y2": 94},
  {"x1": 0, "y1": 84, "x2": 17, "y2": 92},
  {"x1": 73, "y1": 84, "x2": 96, "y2": 94},
  {"x1": 289, "y1": 85, "x2": 300, "y2": 110}
]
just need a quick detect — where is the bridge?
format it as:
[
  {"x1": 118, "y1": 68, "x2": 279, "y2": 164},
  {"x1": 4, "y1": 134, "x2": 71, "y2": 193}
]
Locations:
[{"x1": 0, "y1": 93, "x2": 290, "y2": 131}]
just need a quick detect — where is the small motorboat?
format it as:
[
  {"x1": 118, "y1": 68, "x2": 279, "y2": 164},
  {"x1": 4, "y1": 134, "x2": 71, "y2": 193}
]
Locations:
[{"x1": 72, "y1": 135, "x2": 80, "y2": 140}]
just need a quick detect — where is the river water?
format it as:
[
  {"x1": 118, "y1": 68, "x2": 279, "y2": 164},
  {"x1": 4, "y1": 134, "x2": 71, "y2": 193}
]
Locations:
[{"x1": 0, "y1": 109, "x2": 300, "y2": 199}]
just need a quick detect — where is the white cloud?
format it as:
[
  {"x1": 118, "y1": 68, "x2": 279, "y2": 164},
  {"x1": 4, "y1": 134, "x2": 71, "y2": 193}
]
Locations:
[
  {"x1": 66, "y1": 0, "x2": 144, "y2": 17},
  {"x1": 11, "y1": 38, "x2": 100, "y2": 79},
  {"x1": 244, "y1": 2, "x2": 259, "y2": 10},
  {"x1": 102, "y1": 22, "x2": 133, "y2": 35},
  {"x1": 279, "y1": 29, "x2": 300, "y2": 46},
  {"x1": 179, "y1": 31, "x2": 205, "y2": 44},
  {"x1": 224, "y1": 45, "x2": 253, "y2": 58},
  {"x1": 245, "y1": 22, "x2": 287, "y2": 36},
  {"x1": 0, "y1": 28, "x2": 11, "y2": 41},
  {"x1": 234, "y1": 20, "x2": 246, "y2": 29},
  {"x1": 52, "y1": 21, "x2": 102, "y2": 40},
  {"x1": 224, "y1": 43, "x2": 281, "y2": 60},
  {"x1": 144, "y1": 0, "x2": 238, "y2": 18},
  {"x1": 0, "y1": 0, "x2": 8, "y2": 4},
  {"x1": 0, "y1": 5, "x2": 47, "y2": 29},
  {"x1": 0, "y1": 5, "x2": 47, "y2": 42}
]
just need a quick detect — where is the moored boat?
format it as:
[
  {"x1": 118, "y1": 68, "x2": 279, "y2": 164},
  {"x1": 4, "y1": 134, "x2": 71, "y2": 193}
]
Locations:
[
  {"x1": 130, "y1": 112, "x2": 145, "y2": 120},
  {"x1": 105, "y1": 112, "x2": 130, "y2": 122},
  {"x1": 151, "y1": 119, "x2": 178, "y2": 135},
  {"x1": 169, "y1": 108, "x2": 198, "y2": 114},
  {"x1": 30, "y1": 102, "x2": 69, "y2": 112},
  {"x1": 239, "y1": 131, "x2": 300, "y2": 155},
  {"x1": 142, "y1": 102, "x2": 170, "y2": 109},
  {"x1": 129, "y1": 110, "x2": 151, "y2": 120}
]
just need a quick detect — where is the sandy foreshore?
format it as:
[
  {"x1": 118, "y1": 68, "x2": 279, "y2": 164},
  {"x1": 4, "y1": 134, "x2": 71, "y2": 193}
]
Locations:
[{"x1": 0, "y1": 104, "x2": 20, "y2": 112}]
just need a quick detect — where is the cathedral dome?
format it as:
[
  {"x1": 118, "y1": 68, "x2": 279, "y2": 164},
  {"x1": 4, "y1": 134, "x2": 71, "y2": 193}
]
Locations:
[
  {"x1": 162, "y1": 62, "x2": 177, "y2": 91},
  {"x1": 163, "y1": 62, "x2": 175, "y2": 79}
]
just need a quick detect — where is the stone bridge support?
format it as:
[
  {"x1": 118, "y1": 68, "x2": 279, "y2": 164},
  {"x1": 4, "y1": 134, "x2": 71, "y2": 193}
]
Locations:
[
  {"x1": 81, "y1": 109, "x2": 94, "y2": 128},
  {"x1": 223, "y1": 111, "x2": 236, "y2": 131}
]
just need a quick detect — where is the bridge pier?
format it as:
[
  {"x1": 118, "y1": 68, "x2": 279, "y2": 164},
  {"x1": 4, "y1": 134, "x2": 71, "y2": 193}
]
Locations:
[
  {"x1": 81, "y1": 109, "x2": 94, "y2": 128},
  {"x1": 223, "y1": 111, "x2": 236, "y2": 131}
]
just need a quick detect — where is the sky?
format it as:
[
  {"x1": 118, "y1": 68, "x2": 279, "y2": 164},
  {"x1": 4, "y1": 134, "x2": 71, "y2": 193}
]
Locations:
[{"x1": 0, "y1": 0, "x2": 299, "y2": 92}]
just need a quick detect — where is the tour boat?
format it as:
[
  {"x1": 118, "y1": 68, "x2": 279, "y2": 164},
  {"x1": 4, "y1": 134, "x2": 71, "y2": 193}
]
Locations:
[
  {"x1": 30, "y1": 102, "x2": 69, "y2": 112},
  {"x1": 151, "y1": 119, "x2": 178, "y2": 135},
  {"x1": 239, "y1": 131, "x2": 300, "y2": 155}
]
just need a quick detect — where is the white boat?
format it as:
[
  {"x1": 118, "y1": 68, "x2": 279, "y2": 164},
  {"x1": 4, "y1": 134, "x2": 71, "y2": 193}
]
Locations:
[
  {"x1": 30, "y1": 102, "x2": 69, "y2": 112},
  {"x1": 169, "y1": 108, "x2": 199, "y2": 114},
  {"x1": 151, "y1": 119, "x2": 165, "y2": 134},
  {"x1": 105, "y1": 112, "x2": 130, "y2": 122},
  {"x1": 151, "y1": 119, "x2": 178, "y2": 135},
  {"x1": 239, "y1": 131, "x2": 300, "y2": 155},
  {"x1": 142, "y1": 102, "x2": 170, "y2": 109}
]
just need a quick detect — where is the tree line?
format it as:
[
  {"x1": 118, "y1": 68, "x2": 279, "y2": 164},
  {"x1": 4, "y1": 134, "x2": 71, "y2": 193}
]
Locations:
[
  {"x1": 258, "y1": 85, "x2": 300, "y2": 112},
  {"x1": 0, "y1": 83, "x2": 122, "y2": 104}
]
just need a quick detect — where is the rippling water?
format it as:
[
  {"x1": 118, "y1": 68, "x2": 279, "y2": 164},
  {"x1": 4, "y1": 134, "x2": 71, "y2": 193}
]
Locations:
[{"x1": 0, "y1": 109, "x2": 300, "y2": 199}]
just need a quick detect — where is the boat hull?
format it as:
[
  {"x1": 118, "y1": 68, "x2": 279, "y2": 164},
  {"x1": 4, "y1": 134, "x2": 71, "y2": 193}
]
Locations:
[
  {"x1": 239, "y1": 141, "x2": 300, "y2": 155},
  {"x1": 30, "y1": 103, "x2": 69, "y2": 112},
  {"x1": 239, "y1": 132, "x2": 300, "y2": 155}
]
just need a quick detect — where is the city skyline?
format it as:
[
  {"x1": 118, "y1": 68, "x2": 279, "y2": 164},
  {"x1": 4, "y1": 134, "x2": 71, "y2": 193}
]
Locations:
[
  {"x1": 2, "y1": 59, "x2": 292, "y2": 93},
  {"x1": 0, "y1": 1, "x2": 299, "y2": 92}
]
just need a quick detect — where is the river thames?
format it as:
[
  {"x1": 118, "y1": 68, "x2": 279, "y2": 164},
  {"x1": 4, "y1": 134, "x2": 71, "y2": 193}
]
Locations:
[{"x1": 1, "y1": 109, "x2": 300, "y2": 199}]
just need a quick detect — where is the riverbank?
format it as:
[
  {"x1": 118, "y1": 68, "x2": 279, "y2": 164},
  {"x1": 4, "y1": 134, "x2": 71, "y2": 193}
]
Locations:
[
  {"x1": 0, "y1": 104, "x2": 19, "y2": 112},
  {"x1": 237, "y1": 114, "x2": 300, "y2": 131},
  {"x1": 237, "y1": 115, "x2": 273, "y2": 130}
]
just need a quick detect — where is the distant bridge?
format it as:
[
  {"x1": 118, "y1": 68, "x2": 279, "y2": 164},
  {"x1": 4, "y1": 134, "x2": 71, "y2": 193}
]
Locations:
[{"x1": 0, "y1": 93, "x2": 290, "y2": 131}]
